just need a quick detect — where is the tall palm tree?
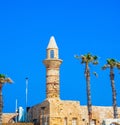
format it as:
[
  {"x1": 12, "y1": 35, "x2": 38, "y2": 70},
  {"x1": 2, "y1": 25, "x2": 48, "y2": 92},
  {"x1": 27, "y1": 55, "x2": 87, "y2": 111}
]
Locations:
[
  {"x1": 102, "y1": 58, "x2": 120, "y2": 118},
  {"x1": 0, "y1": 74, "x2": 13, "y2": 124},
  {"x1": 75, "y1": 53, "x2": 98, "y2": 125}
]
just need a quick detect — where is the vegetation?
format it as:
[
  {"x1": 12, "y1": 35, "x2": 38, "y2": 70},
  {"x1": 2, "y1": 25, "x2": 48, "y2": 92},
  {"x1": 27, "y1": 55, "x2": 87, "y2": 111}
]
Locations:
[
  {"x1": 0, "y1": 74, "x2": 13, "y2": 124},
  {"x1": 75, "y1": 53, "x2": 120, "y2": 121},
  {"x1": 75, "y1": 53, "x2": 98, "y2": 125},
  {"x1": 102, "y1": 58, "x2": 120, "y2": 118},
  {"x1": 0, "y1": 74, "x2": 12, "y2": 84}
]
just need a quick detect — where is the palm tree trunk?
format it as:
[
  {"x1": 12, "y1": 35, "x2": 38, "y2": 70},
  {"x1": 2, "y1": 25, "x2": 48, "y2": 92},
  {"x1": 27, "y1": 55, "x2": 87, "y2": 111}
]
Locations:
[
  {"x1": 85, "y1": 63, "x2": 92, "y2": 125},
  {"x1": 110, "y1": 68, "x2": 118, "y2": 118},
  {"x1": 0, "y1": 84, "x2": 2, "y2": 124}
]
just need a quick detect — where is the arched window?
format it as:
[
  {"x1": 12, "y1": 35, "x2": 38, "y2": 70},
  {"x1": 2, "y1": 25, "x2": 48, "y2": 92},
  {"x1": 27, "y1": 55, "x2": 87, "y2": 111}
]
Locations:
[{"x1": 50, "y1": 50, "x2": 54, "y2": 58}]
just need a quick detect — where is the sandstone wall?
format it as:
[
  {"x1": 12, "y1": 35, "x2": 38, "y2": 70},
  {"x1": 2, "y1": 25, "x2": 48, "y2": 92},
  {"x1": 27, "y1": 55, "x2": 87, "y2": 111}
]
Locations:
[
  {"x1": 27, "y1": 100, "x2": 50, "y2": 125},
  {"x1": 2, "y1": 113, "x2": 18, "y2": 123},
  {"x1": 27, "y1": 99, "x2": 120, "y2": 125},
  {"x1": 2, "y1": 123, "x2": 33, "y2": 125},
  {"x1": 81, "y1": 106, "x2": 120, "y2": 125},
  {"x1": 4, "y1": 100, "x2": 120, "y2": 125},
  {"x1": 48, "y1": 99, "x2": 82, "y2": 125}
]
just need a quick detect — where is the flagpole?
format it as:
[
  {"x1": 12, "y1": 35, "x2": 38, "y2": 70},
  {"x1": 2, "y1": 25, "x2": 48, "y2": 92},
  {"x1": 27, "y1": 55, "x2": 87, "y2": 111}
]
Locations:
[
  {"x1": 25, "y1": 77, "x2": 28, "y2": 122},
  {"x1": 15, "y1": 99, "x2": 18, "y2": 122}
]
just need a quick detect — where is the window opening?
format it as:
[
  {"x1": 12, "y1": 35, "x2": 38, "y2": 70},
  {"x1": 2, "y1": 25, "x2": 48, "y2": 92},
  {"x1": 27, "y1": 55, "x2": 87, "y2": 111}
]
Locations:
[
  {"x1": 64, "y1": 117, "x2": 67, "y2": 125},
  {"x1": 50, "y1": 50, "x2": 54, "y2": 58},
  {"x1": 72, "y1": 118, "x2": 77, "y2": 125}
]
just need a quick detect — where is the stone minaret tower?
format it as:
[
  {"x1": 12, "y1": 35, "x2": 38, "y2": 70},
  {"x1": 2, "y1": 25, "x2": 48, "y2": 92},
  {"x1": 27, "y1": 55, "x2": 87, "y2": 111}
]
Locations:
[{"x1": 43, "y1": 36, "x2": 62, "y2": 99}]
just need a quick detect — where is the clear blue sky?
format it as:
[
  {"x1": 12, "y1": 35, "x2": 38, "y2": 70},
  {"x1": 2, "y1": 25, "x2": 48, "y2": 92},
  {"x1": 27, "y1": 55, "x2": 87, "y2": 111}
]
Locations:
[{"x1": 0, "y1": 0, "x2": 120, "y2": 113}]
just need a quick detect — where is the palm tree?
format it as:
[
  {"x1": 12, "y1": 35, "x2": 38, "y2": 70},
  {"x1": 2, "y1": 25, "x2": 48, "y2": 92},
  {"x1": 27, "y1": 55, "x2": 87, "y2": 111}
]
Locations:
[
  {"x1": 102, "y1": 58, "x2": 120, "y2": 118},
  {"x1": 75, "y1": 53, "x2": 98, "y2": 125},
  {"x1": 0, "y1": 74, "x2": 13, "y2": 124}
]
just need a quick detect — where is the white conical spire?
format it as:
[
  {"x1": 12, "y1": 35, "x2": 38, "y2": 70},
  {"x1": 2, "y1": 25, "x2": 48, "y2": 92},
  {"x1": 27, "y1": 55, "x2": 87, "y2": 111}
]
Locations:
[{"x1": 47, "y1": 36, "x2": 58, "y2": 49}]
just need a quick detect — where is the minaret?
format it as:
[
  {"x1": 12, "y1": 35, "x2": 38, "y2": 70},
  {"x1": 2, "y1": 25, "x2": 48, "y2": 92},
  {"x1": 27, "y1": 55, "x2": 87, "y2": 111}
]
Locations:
[{"x1": 43, "y1": 36, "x2": 62, "y2": 99}]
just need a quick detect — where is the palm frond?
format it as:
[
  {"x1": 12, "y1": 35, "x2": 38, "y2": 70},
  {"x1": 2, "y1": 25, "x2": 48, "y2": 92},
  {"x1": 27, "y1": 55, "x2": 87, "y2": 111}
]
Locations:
[
  {"x1": 117, "y1": 63, "x2": 120, "y2": 69},
  {"x1": 93, "y1": 72, "x2": 98, "y2": 77},
  {"x1": 102, "y1": 64, "x2": 109, "y2": 70},
  {"x1": 0, "y1": 74, "x2": 13, "y2": 84},
  {"x1": 0, "y1": 74, "x2": 5, "y2": 78},
  {"x1": 86, "y1": 53, "x2": 92, "y2": 60},
  {"x1": 93, "y1": 56, "x2": 98, "y2": 60},
  {"x1": 74, "y1": 55, "x2": 80, "y2": 59},
  {"x1": 75, "y1": 53, "x2": 99, "y2": 65},
  {"x1": 81, "y1": 55, "x2": 87, "y2": 63},
  {"x1": 5, "y1": 78, "x2": 13, "y2": 83},
  {"x1": 93, "y1": 61, "x2": 98, "y2": 65},
  {"x1": 0, "y1": 78, "x2": 5, "y2": 83},
  {"x1": 107, "y1": 58, "x2": 116, "y2": 66}
]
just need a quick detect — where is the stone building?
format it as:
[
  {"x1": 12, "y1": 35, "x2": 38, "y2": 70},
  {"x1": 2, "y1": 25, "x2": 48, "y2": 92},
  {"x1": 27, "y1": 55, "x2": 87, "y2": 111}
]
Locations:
[
  {"x1": 27, "y1": 36, "x2": 120, "y2": 125},
  {"x1": 2, "y1": 113, "x2": 18, "y2": 123}
]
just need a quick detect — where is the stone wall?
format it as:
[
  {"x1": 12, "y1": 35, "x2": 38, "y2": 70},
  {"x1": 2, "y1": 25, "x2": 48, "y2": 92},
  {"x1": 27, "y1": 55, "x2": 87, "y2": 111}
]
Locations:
[
  {"x1": 81, "y1": 106, "x2": 120, "y2": 125},
  {"x1": 48, "y1": 99, "x2": 82, "y2": 125},
  {"x1": 27, "y1": 99, "x2": 120, "y2": 125},
  {"x1": 3, "y1": 100, "x2": 120, "y2": 125},
  {"x1": 28, "y1": 100, "x2": 50, "y2": 125},
  {"x1": 2, "y1": 113, "x2": 18, "y2": 123},
  {"x1": 2, "y1": 123, "x2": 33, "y2": 125}
]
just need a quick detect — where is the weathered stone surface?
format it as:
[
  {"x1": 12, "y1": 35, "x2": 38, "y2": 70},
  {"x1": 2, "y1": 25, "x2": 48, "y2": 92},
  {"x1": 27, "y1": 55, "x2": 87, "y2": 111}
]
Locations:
[
  {"x1": 43, "y1": 59, "x2": 62, "y2": 99},
  {"x1": 3, "y1": 104, "x2": 120, "y2": 124},
  {"x1": 2, "y1": 113, "x2": 18, "y2": 123},
  {"x1": 2, "y1": 123, "x2": 33, "y2": 125},
  {"x1": 81, "y1": 106, "x2": 120, "y2": 125},
  {"x1": 27, "y1": 100, "x2": 120, "y2": 125}
]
